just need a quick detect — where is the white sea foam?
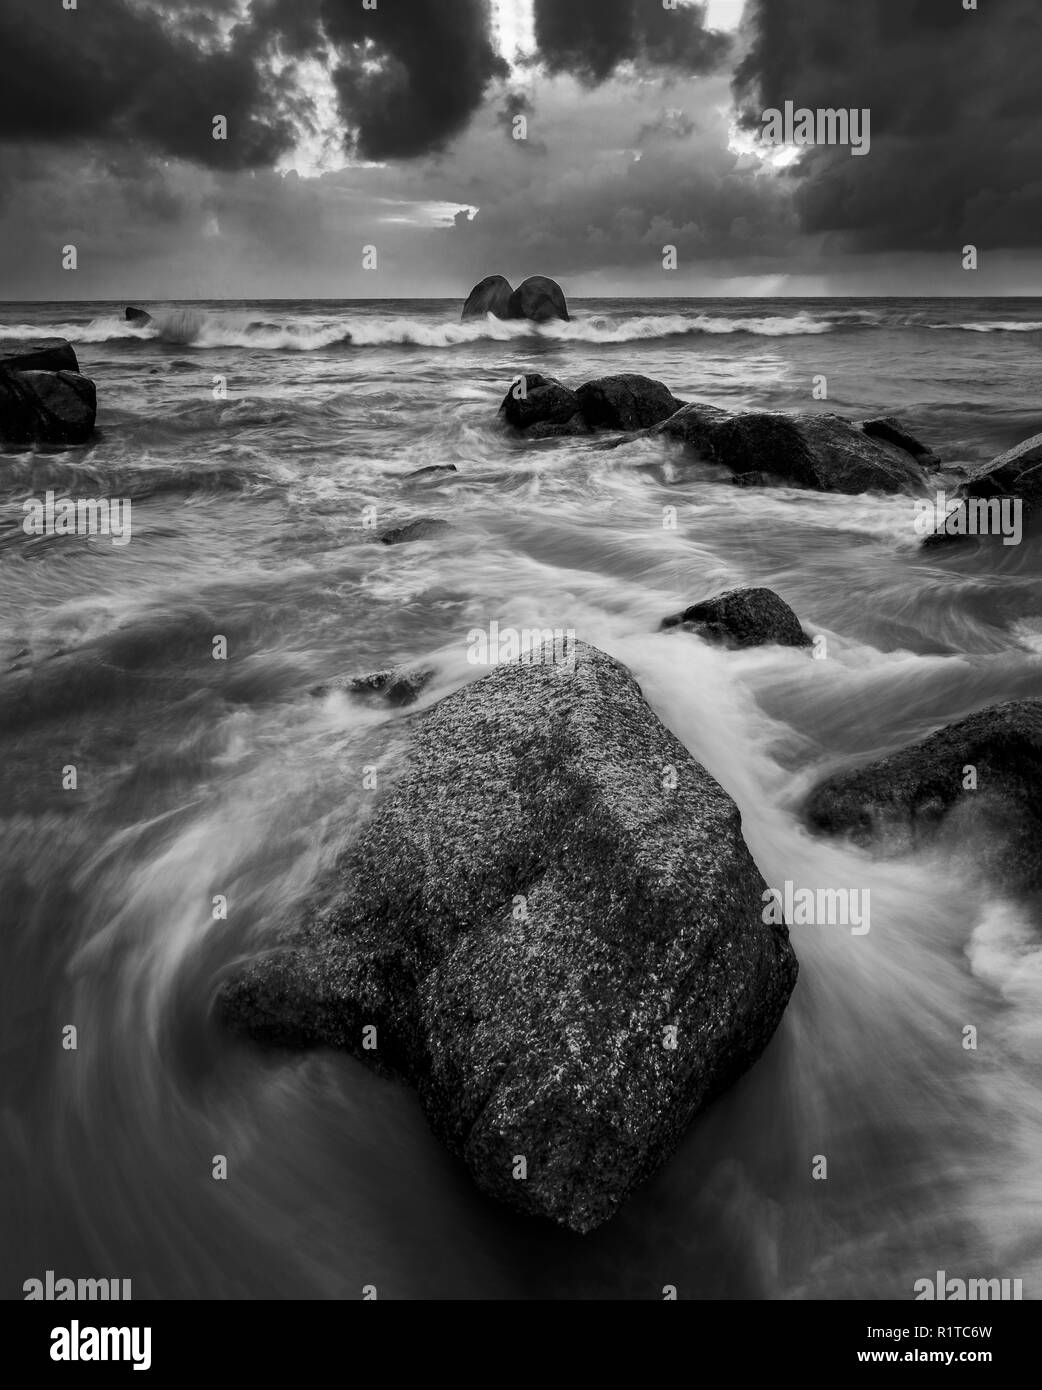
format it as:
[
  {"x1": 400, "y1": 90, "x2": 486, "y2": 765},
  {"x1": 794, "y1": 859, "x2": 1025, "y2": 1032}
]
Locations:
[
  {"x1": 0, "y1": 308, "x2": 835, "y2": 351},
  {"x1": 927, "y1": 320, "x2": 1042, "y2": 333}
]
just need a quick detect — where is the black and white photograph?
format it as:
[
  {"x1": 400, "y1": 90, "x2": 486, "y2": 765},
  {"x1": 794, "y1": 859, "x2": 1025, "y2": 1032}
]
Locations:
[{"x1": 0, "y1": 0, "x2": 1038, "y2": 1353}]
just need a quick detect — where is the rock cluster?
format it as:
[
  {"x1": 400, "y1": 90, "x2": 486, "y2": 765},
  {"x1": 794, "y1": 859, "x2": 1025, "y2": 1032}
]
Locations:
[{"x1": 462, "y1": 274, "x2": 569, "y2": 322}]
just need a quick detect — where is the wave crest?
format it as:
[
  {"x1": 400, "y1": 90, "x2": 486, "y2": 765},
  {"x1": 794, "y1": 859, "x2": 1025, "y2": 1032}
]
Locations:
[{"x1": 0, "y1": 308, "x2": 837, "y2": 352}]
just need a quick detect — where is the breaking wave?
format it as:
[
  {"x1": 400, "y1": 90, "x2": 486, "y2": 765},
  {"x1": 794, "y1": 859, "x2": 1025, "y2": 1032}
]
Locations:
[
  {"x1": 5, "y1": 304, "x2": 1042, "y2": 355},
  {"x1": 926, "y1": 320, "x2": 1042, "y2": 333},
  {"x1": 0, "y1": 308, "x2": 836, "y2": 352}
]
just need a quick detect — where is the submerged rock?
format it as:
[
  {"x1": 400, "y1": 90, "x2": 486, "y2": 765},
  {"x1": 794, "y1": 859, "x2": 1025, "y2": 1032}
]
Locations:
[
  {"x1": 731, "y1": 471, "x2": 775, "y2": 489},
  {"x1": 0, "y1": 357, "x2": 97, "y2": 447},
  {"x1": 662, "y1": 587, "x2": 812, "y2": 650},
  {"x1": 507, "y1": 275, "x2": 569, "y2": 323},
  {"x1": 461, "y1": 275, "x2": 514, "y2": 321},
  {"x1": 805, "y1": 699, "x2": 1042, "y2": 890},
  {"x1": 657, "y1": 406, "x2": 928, "y2": 494},
  {"x1": 576, "y1": 374, "x2": 684, "y2": 431},
  {"x1": 379, "y1": 518, "x2": 452, "y2": 545},
  {"x1": 219, "y1": 642, "x2": 798, "y2": 1233},
  {"x1": 313, "y1": 667, "x2": 435, "y2": 708},
  {"x1": 403, "y1": 463, "x2": 458, "y2": 480}
]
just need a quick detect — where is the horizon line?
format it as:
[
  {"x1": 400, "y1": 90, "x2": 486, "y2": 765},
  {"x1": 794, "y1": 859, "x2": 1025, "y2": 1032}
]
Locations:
[{"x1": 3, "y1": 293, "x2": 1042, "y2": 305}]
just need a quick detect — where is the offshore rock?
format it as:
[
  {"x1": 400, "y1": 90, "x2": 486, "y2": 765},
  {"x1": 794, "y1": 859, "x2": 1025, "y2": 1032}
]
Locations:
[
  {"x1": 662, "y1": 587, "x2": 812, "y2": 650},
  {"x1": 461, "y1": 276, "x2": 514, "y2": 321},
  {"x1": 507, "y1": 275, "x2": 570, "y2": 323}
]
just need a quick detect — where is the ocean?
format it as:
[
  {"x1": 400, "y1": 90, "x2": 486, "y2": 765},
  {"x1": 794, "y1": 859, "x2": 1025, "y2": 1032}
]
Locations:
[{"x1": 2, "y1": 296, "x2": 1041, "y2": 1298}]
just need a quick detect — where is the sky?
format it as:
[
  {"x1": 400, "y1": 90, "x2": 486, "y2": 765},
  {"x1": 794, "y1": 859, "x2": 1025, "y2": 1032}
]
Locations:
[{"x1": 0, "y1": 0, "x2": 1039, "y2": 301}]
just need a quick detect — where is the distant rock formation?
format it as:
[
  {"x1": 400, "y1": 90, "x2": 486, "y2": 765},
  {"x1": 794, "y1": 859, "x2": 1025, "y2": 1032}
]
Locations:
[
  {"x1": 0, "y1": 339, "x2": 96, "y2": 446},
  {"x1": 662, "y1": 587, "x2": 813, "y2": 650},
  {"x1": 507, "y1": 274, "x2": 569, "y2": 322},
  {"x1": 461, "y1": 275, "x2": 514, "y2": 320},
  {"x1": 125, "y1": 307, "x2": 153, "y2": 325},
  {"x1": 461, "y1": 274, "x2": 569, "y2": 323},
  {"x1": 219, "y1": 641, "x2": 798, "y2": 1233},
  {"x1": 805, "y1": 699, "x2": 1042, "y2": 891}
]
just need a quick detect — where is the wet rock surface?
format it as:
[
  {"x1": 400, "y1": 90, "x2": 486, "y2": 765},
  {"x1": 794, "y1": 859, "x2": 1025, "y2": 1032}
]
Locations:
[{"x1": 220, "y1": 642, "x2": 798, "y2": 1233}]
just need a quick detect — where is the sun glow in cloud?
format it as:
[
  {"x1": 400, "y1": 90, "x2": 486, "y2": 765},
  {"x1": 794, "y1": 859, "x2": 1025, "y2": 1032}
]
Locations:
[
  {"x1": 727, "y1": 119, "x2": 804, "y2": 170},
  {"x1": 490, "y1": 0, "x2": 537, "y2": 65},
  {"x1": 127, "y1": 0, "x2": 253, "y2": 51},
  {"x1": 703, "y1": 0, "x2": 746, "y2": 32},
  {"x1": 273, "y1": 46, "x2": 349, "y2": 178},
  {"x1": 378, "y1": 200, "x2": 480, "y2": 227}
]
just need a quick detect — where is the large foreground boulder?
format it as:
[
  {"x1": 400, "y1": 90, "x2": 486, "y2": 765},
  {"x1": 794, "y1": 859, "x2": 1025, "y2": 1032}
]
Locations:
[
  {"x1": 219, "y1": 642, "x2": 798, "y2": 1233},
  {"x1": 0, "y1": 340, "x2": 96, "y2": 446},
  {"x1": 805, "y1": 700, "x2": 1042, "y2": 890},
  {"x1": 656, "y1": 405, "x2": 929, "y2": 494},
  {"x1": 461, "y1": 276, "x2": 514, "y2": 321},
  {"x1": 507, "y1": 275, "x2": 569, "y2": 323},
  {"x1": 662, "y1": 587, "x2": 812, "y2": 650}
]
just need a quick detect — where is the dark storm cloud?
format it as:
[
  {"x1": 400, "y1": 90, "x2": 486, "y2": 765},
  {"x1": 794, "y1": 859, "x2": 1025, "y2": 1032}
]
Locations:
[
  {"x1": 733, "y1": 0, "x2": 1042, "y2": 251},
  {"x1": 319, "y1": 0, "x2": 510, "y2": 160},
  {"x1": 0, "y1": 0, "x2": 729, "y2": 175},
  {"x1": 532, "y1": 0, "x2": 732, "y2": 84},
  {"x1": 257, "y1": 0, "x2": 510, "y2": 160},
  {"x1": 0, "y1": 0, "x2": 510, "y2": 169},
  {"x1": 0, "y1": 0, "x2": 300, "y2": 169}
]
